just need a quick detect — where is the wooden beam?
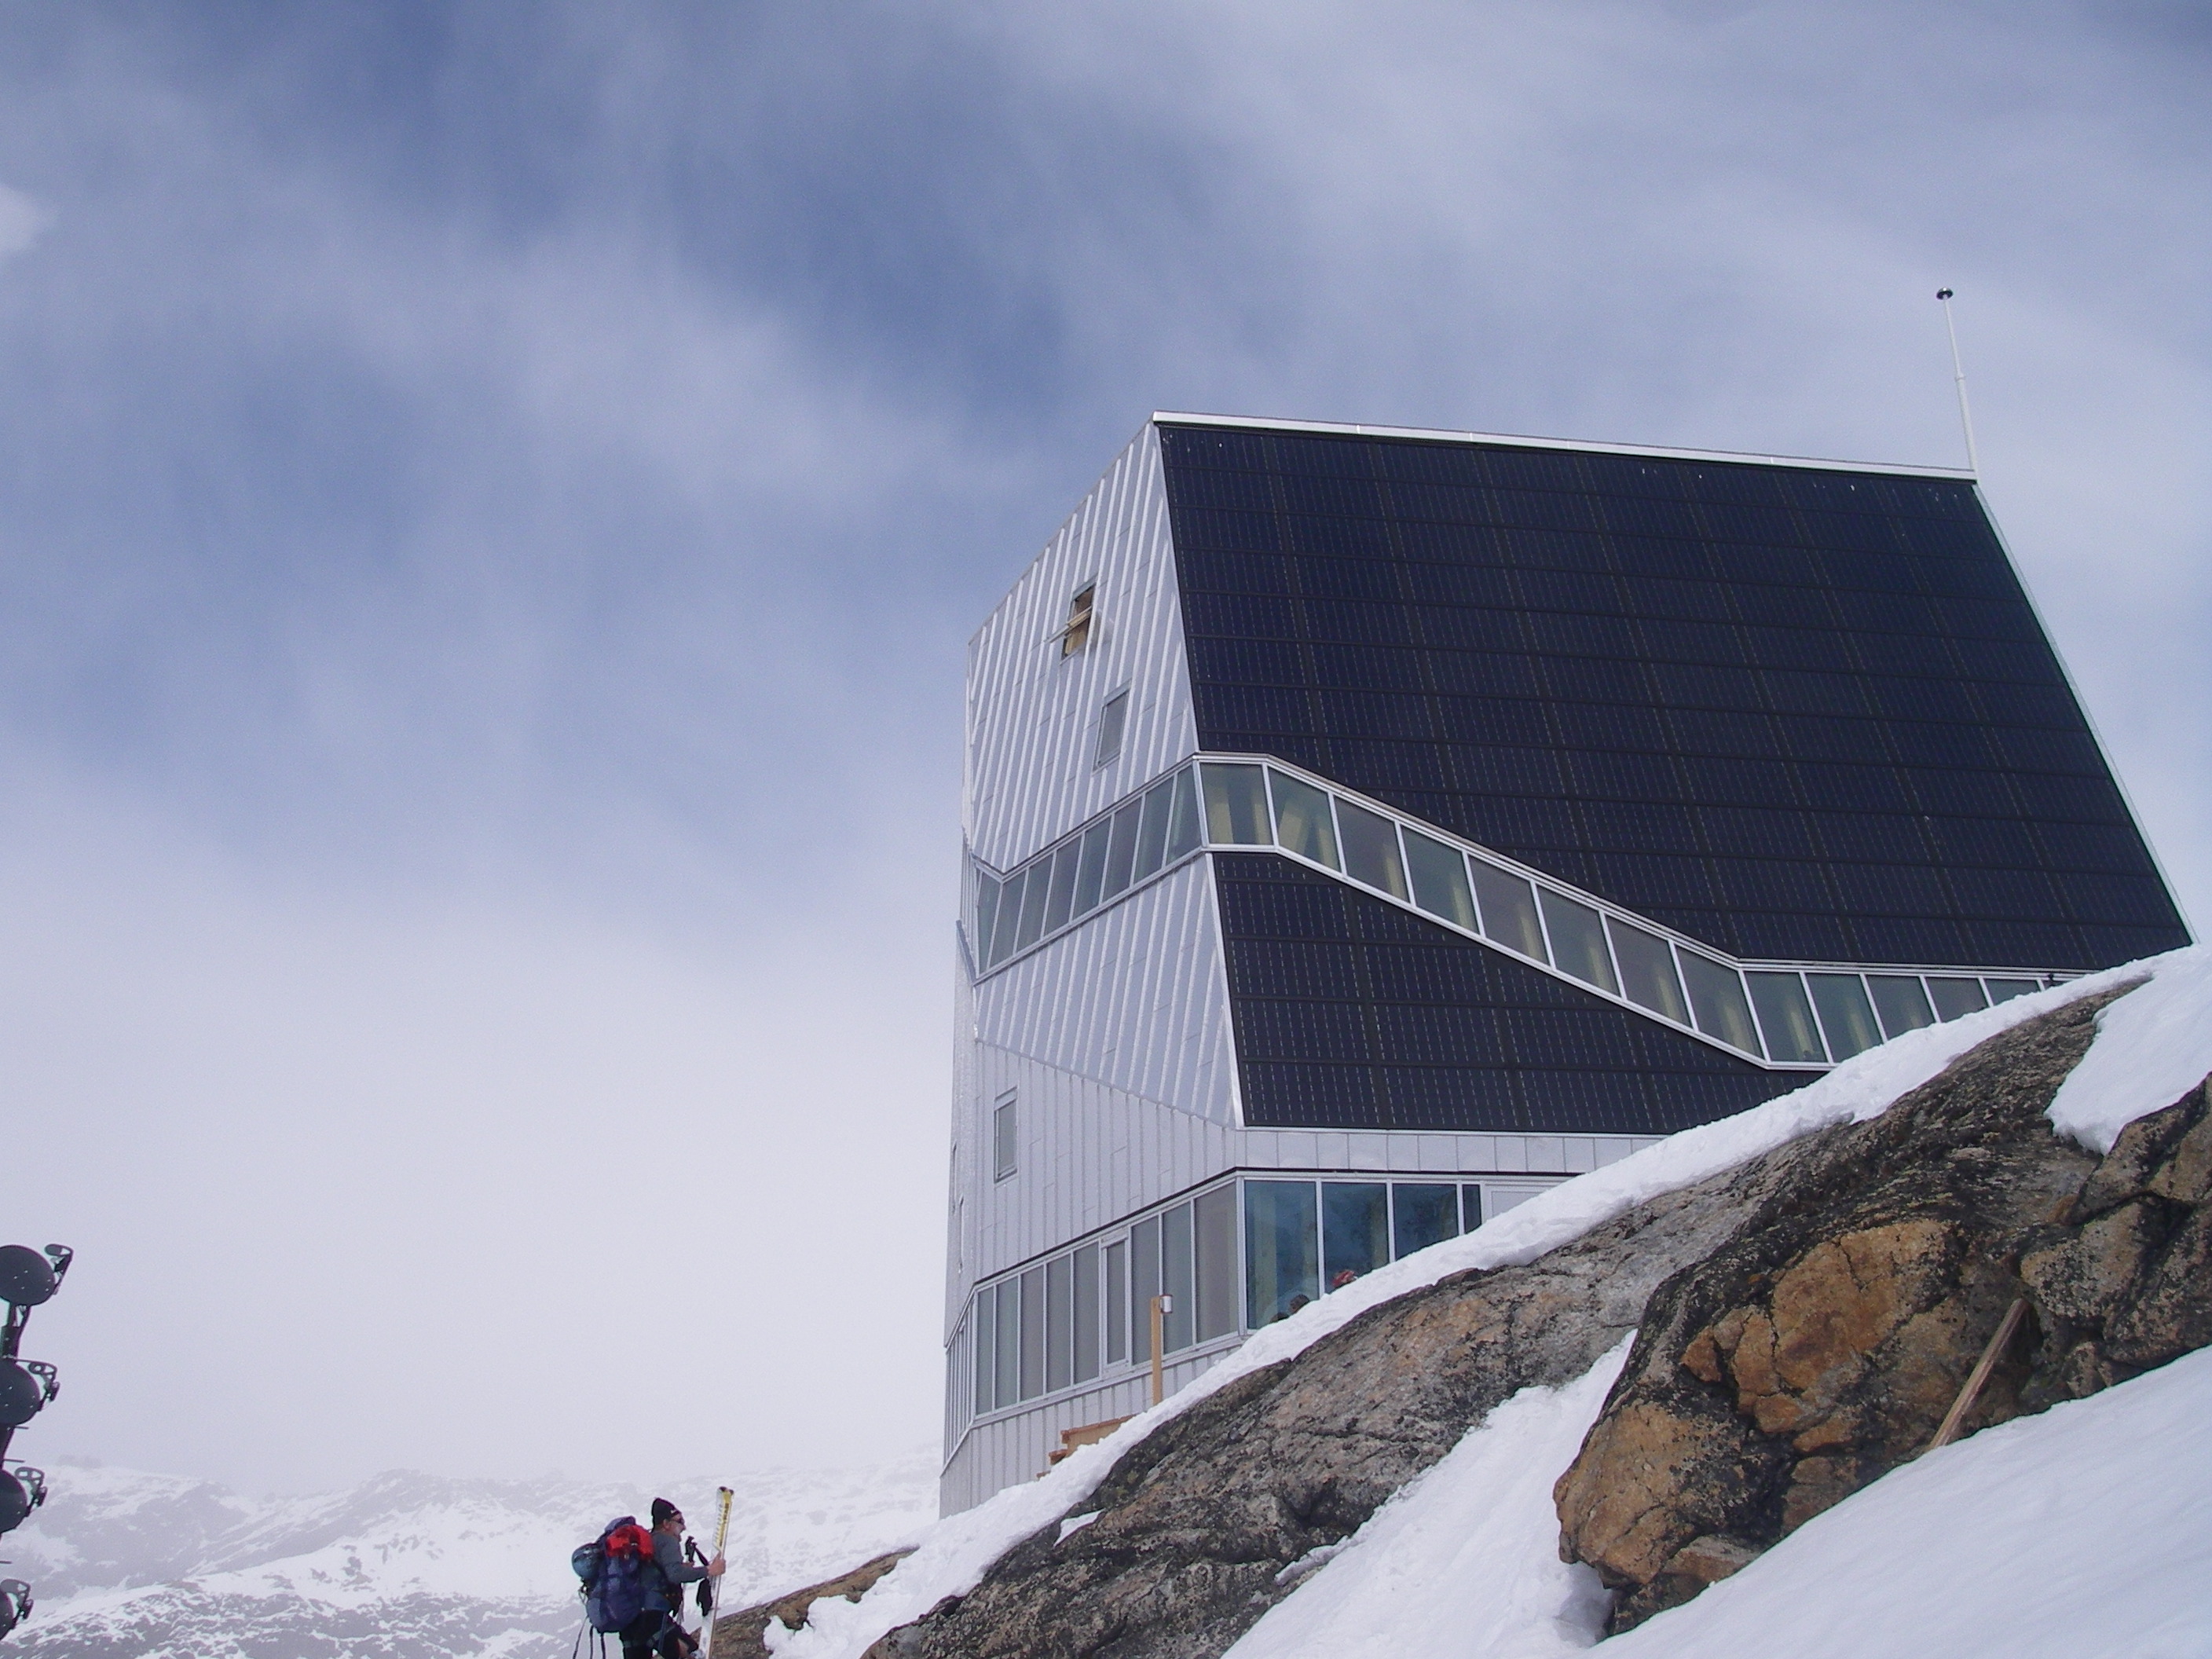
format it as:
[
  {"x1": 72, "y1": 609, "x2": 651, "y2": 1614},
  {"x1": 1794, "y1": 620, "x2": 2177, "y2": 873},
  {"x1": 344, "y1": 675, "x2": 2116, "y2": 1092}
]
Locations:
[{"x1": 1925, "y1": 1297, "x2": 2028, "y2": 1454}]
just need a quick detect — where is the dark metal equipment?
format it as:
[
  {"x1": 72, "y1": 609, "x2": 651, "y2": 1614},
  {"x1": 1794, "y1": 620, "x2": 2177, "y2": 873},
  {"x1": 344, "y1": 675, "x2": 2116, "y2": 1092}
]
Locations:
[{"x1": 0, "y1": 1245, "x2": 73, "y2": 1643}]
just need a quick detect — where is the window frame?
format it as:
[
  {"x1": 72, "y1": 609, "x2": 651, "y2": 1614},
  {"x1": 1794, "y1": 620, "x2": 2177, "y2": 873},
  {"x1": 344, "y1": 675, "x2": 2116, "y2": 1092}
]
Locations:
[
  {"x1": 991, "y1": 1093, "x2": 1018, "y2": 1183},
  {"x1": 1061, "y1": 580, "x2": 1097, "y2": 657},
  {"x1": 1092, "y1": 687, "x2": 1130, "y2": 768}
]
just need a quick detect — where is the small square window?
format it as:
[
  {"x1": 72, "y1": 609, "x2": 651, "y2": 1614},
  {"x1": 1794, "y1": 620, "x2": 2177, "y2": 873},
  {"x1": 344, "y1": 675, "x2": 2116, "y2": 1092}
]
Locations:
[
  {"x1": 993, "y1": 1096, "x2": 1018, "y2": 1181},
  {"x1": 1093, "y1": 690, "x2": 1130, "y2": 767},
  {"x1": 1062, "y1": 582, "x2": 1096, "y2": 656}
]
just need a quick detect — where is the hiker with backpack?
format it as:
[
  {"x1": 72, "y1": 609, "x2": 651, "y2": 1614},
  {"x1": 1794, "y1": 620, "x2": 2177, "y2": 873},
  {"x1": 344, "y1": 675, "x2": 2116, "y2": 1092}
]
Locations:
[
  {"x1": 641, "y1": 1499, "x2": 725, "y2": 1657},
  {"x1": 575, "y1": 1499, "x2": 726, "y2": 1658}
]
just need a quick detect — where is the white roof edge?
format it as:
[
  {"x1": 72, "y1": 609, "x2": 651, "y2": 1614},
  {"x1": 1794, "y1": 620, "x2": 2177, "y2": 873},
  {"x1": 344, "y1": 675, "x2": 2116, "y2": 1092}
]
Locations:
[{"x1": 1149, "y1": 410, "x2": 1977, "y2": 482}]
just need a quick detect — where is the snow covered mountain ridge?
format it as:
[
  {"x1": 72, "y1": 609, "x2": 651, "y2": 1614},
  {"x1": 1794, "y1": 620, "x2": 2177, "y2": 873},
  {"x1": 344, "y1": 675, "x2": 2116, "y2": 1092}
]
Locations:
[{"x1": 2, "y1": 1452, "x2": 937, "y2": 1658}]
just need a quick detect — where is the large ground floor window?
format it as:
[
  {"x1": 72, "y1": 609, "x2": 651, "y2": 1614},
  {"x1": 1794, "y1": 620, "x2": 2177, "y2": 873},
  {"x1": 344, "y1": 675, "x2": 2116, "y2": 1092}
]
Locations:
[
  {"x1": 1245, "y1": 1178, "x2": 1485, "y2": 1325},
  {"x1": 964, "y1": 1175, "x2": 1503, "y2": 1423}
]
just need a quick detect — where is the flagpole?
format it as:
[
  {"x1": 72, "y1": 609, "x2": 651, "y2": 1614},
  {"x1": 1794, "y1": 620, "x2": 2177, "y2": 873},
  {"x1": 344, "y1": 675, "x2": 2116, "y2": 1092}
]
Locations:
[{"x1": 1936, "y1": 287, "x2": 1979, "y2": 475}]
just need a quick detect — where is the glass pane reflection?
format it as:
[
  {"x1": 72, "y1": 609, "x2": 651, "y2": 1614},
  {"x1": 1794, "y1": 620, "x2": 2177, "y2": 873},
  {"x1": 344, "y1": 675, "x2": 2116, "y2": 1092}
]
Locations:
[
  {"x1": 1869, "y1": 974, "x2": 1936, "y2": 1038},
  {"x1": 1928, "y1": 976, "x2": 1989, "y2": 1020},
  {"x1": 1322, "y1": 1182, "x2": 1388, "y2": 1288},
  {"x1": 1391, "y1": 1184, "x2": 1459, "y2": 1258},
  {"x1": 1749, "y1": 972, "x2": 1826, "y2": 1063},
  {"x1": 1609, "y1": 919, "x2": 1687, "y2": 1023},
  {"x1": 1165, "y1": 769, "x2": 1204, "y2": 861},
  {"x1": 1243, "y1": 1181, "x2": 1319, "y2": 1326},
  {"x1": 1163, "y1": 1203, "x2": 1195, "y2": 1351},
  {"x1": 1073, "y1": 821, "x2": 1110, "y2": 914},
  {"x1": 1201, "y1": 763, "x2": 1269, "y2": 844},
  {"x1": 1133, "y1": 778, "x2": 1174, "y2": 880},
  {"x1": 1337, "y1": 800, "x2": 1408, "y2": 899},
  {"x1": 1270, "y1": 771, "x2": 1340, "y2": 869},
  {"x1": 1042, "y1": 844, "x2": 1080, "y2": 934},
  {"x1": 1470, "y1": 862, "x2": 1548, "y2": 962},
  {"x1": 1808, "y1": 973, "x2": 1882, "y2": 1060},
  {"x1": 1680, "y1": 951, "x2": 1761, "y2": 1054},
  {"x1": 1404, "y1": 829, "x2": 1475, "y2": 930},
  {"x1": 1541, "y1": 891, "x2": 1618, "y2": 994},
  {"x1": 1101, "y1": 800, "x2": 1141, "y2": 898}
]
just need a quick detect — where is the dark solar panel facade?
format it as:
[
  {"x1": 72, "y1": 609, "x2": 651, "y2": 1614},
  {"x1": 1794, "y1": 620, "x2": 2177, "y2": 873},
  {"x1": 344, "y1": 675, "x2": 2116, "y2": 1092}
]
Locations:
[
  {"x1": 1160, "y1": 421, "x2": 2188, "y2": 1135},
  {"x1": 1161, "y1": 423, "x2": 2185, "y2": 969},
  {"x1": 1216, "y1": 853, "x2": 1789, "y2": 1134}
]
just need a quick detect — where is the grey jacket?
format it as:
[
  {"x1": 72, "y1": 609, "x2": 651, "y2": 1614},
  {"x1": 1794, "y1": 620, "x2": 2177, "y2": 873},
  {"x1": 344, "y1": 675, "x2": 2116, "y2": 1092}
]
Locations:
[{"x1": 648, "y1": 1529, "x2": 708, "y2": 1610}]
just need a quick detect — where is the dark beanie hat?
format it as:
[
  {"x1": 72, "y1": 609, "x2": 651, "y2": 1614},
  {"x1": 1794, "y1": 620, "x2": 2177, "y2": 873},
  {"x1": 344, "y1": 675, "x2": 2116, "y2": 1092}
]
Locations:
[{"x1": 650, "y1": 1498, "x2": 680, "y2": 1525}]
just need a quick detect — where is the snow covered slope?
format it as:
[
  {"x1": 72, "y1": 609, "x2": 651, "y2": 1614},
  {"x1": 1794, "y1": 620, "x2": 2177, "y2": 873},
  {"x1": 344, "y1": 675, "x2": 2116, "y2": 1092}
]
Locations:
[
  {"x1": 1218, "y1": 1338, "x2": 2212, "y2": 1659},
  {"x1": 1219, "y1": 1341, "x2": 1633, "y2": 1659},
  {"x1": 3, "y1": 1455, "x2": 936, "y2": 1659},
  {"x1": 1606, "y1": 1341, "x2": 2212, "y2": 1659},
  {"x1": 773, "y1": 945, "x2": 2212, "y2": 1659}
]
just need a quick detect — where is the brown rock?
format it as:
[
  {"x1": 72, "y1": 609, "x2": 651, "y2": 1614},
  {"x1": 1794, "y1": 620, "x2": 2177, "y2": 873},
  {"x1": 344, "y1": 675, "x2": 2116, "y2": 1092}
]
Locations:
[
  {"x1": 712, "y1": 1550, "x2": 914, "y2": 1659},
  {"x1": 1552, "y1": 1402, "x2": 1753, "y2": 1586},
  {"x1": 2044, "y1": 1337, "x2": 2131, "y2": 1401},
  {"x1": 1555, "y1": 988, "x2": 2118, "y2": 1633},
  {"x1": 1776, "y1": 1226, "x2": 1946, "y2": 1386},
  {"x1": 2021, "y1": 1200, "x2": 2166, "y2": 1324},
  {"x1": 1662, "y1": 1533, "x2": 1760, "y2": 1585},
  {"x1": 2147, "y1": 1108, "x2": 2212, "y2": 1206},
  {"x1": 1781, "y1": 1453, "x2": 1865, "y2": 1531},
  {"x1": 1681, "y1": 1324, "x2": 1724, "y2": 1385},
  {"x1": 2077, "y1": 1080, "x2": 2205, "y2": 1218},
  {"x1": 2108, "y1": 1205, "x2": 2212, "y2": 1368}
]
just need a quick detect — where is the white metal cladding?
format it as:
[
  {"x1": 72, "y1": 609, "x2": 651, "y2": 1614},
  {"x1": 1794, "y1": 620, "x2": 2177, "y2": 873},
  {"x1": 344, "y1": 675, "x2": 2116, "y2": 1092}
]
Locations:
[
  {"x1": 953, "y1": 1089, "x2": 1666, "y2": 1319},
  {"x1": 971, "y1": 856, "x2": 1238, "y2": 1128},
  {"x1": 965, "y1": 423, "x2": 1196, "y2": 871},
  {"x1": 943, "y1": 963, "x2": 982, "y2": 1330},
  {"x1": 940, "y1": 1348, "x2": 1232, "y2": 1516},
  {"x1": 947, "y1": 998, "x2": 1664, "y2": 1348},
  {"x1": 1223, "y1": 1130, "x2": 1661, "y2": 1177},
  {"x1": 959, "y1": 1043, "x2": 1244, "y2": 1302}
]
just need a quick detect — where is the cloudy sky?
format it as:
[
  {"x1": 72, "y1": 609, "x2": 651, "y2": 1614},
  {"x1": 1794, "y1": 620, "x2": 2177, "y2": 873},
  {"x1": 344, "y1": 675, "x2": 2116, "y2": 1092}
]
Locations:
[{"x1": 1, "y1": 2, "x2": 2204, "y2": 1496}]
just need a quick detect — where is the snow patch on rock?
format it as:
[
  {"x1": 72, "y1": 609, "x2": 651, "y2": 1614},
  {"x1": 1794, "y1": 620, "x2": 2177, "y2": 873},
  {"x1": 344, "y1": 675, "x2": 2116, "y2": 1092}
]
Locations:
[
  {"x1": 2048, "y1": 947, "x2": 2212, "y2": 1152},
  {"x1": 1221, "y1": 1339, "x2": 1632, "y2": 1659}
]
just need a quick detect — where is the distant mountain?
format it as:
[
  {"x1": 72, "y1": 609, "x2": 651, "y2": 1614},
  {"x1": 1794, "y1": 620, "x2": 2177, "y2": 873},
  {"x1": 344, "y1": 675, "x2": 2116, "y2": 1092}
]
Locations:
[{"x1": 2, "y1": 1453, "x2": 938, "y2": 1658}]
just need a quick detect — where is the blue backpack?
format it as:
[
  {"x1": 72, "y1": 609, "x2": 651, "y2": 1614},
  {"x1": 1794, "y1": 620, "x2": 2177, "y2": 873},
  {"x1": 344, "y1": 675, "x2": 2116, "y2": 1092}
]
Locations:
[{"x1": 573, "y1": 1516, "x2": 657, "y2": 1632}]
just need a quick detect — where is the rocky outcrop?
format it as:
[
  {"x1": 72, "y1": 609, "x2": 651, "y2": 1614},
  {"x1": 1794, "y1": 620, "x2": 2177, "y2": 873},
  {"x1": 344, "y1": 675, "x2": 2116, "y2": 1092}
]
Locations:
[
  {"x1": 864, "y1": 1161, "x2": 1781, "y2": 1658},
  {"x1": 1554, "y1": 987, "x2": 2212, "y2": 1632},
  {"x1": 711, "y1": 1550, "x2": 914, "y2": 1659},
  {"x1": 2022, "y1": 1077, "x2": 2212, "y2": 1382},
  {"x1": 859, "y1": 987, "x2": 2211, "y2": 1657}
]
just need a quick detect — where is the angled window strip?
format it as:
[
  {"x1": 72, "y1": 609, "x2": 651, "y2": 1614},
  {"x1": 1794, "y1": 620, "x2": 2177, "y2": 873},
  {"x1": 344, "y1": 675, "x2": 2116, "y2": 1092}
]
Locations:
[{"x1": 964, "y1": 753, "x2": 2073, "y2": 1071}]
